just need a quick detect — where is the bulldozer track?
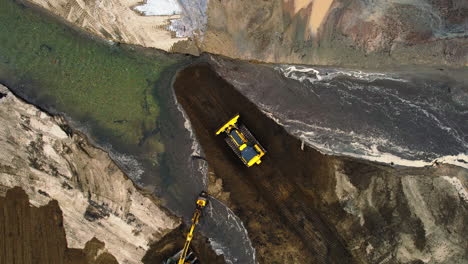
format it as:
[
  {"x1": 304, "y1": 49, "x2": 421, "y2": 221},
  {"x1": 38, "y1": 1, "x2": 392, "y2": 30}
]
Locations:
[
  {"x1": 238, "y1": 123, "x2": 267, "y2": 153},
  {"x1": 224, "y1": 136, "x2": 247, "y2": 166}
]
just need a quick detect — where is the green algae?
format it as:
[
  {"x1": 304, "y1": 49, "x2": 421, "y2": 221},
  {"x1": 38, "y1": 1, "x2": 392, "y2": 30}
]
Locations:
[{"x1": 0, "y1": 0, "x2": 185, "y2": 152}]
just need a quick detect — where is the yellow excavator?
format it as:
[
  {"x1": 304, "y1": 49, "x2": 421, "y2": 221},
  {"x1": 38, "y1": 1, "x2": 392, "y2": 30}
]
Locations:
[{"x1": 164, "y1": 191, "x2": 209, "y2": 264}]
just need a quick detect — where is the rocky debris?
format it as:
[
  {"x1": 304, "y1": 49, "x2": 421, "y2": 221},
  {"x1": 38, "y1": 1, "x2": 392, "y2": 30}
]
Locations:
[
  {"x1": 328, "y1": 160, "x2": 468, "y2": 263},
  {"x1": 200, "y1": 0, "x2": 467, "y2": 67},
  {"x1": 173, "y1": 64, "x2": 468, "y2": 264},
  {"x1": 0, "y1": 186, "x2": 118, "y2": 264},
  {"x1": 84, "y1": 200, "x2": 112, "y2": 222},
  {"x1": 206, "y1": 167, "x2": 230, "y2": 206},
  {"x1": 0, "y1": 84, "x2": 180, "y2": 264}
]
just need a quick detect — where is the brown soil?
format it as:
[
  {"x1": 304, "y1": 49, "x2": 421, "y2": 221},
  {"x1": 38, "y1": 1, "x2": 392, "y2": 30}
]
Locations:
[
  {"x1": 173, "y1": 64, "x2": 357, "y2": 263},
  {"x1": 0, "y1": 187, "x2": 118, "y2": 264}
]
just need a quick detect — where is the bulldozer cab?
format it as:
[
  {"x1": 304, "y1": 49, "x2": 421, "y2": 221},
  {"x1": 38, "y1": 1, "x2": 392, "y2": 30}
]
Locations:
[{"x1": 229, "y1": 129, "x2": 246, "y2": 146}]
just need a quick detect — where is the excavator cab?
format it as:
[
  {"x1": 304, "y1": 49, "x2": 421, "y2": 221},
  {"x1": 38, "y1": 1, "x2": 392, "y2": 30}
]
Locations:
[
  {"x1": 163, "y1": 191, "x2": 209, "y2": 264},
  {"x1": 196, "y1": 191, "x2": 208, "y2": 209}
]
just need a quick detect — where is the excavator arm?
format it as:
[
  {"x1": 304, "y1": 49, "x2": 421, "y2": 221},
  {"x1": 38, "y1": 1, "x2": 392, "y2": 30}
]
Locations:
[
  {"x1": 178, "y1": 210, "x2": 201, "y2": 264},
  {"x1": 175, "y1": 191, "x2": 208, "y2": 264}
]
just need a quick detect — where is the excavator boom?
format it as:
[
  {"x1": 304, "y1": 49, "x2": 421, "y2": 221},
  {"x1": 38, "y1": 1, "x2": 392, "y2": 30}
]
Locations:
[
  {"x1": 178, "y1": 210, "x2": 201, "y2": 264},
  {"x1": 169, "y1": 191, "x2": 207, "y2": 264}
]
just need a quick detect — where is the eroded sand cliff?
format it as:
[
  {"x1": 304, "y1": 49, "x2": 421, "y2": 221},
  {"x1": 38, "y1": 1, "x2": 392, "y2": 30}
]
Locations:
[
  {"x1": 0, "y1": 84, "x2": 180, "y2": 264},
  {"x1": 21, "y1": 0, "x2": 186, "y2": 51},
  {"x1": 18, "y1": 0, "x2": 468, "y2": 67}
]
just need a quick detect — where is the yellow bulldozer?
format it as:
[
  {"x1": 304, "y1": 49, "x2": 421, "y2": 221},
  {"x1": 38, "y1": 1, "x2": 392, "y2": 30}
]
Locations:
[{"x1": 216, "y1": 114, "x2": 266, "y2": 167}]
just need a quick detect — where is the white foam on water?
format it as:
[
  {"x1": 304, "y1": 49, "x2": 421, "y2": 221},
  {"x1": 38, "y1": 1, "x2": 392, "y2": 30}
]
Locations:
[
  {"x1": 260, "y1": 105, "x2": 468, "y2": 169},
  {"x1": 172, "y1": 90, "x2": 210, "y2": 188},
  {"x1": 275, "y1": 65, "x2": 409, "y2": 84},
  {"x1": 172, "y1": 90, "x2": 201, "y2": 157},
  {"x1": 197, "y1": 157, "x2": 209, "y2": 189},
  {"x1": 134, "y1": 0, "x2": 182, "y2": 16},
  {"x1": 206, "y1": 198, "x2": 257, "y2": 264},
  {"x1": 372, "y1": 85, "x2": 467, "y2": 147},
  {"x1": 208, "y1": 238, "x2": 234, "y2": 264},
  {"x1": 105, "y1": 145, "x2": 145, "y2": 182}
]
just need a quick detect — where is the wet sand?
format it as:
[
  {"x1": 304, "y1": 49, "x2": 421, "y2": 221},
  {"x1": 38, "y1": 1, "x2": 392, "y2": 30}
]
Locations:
[{"x1": 174, "y1": 64, "x2": 355, "y2": 263}]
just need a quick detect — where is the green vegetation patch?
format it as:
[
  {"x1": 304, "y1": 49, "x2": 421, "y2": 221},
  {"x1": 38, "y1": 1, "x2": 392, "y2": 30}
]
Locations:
[{"x1": 0, "y1": 0, "x2": 182, "y2": 151}]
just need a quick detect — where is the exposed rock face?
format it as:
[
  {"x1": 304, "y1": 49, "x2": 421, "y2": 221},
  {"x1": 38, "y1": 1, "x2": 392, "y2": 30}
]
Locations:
[
  {"x1": 201, "y1": 0, "x2": 467, "y2": 67},
  {"x1": 0, "y1": 186, "x2": 119, "y2": 264},
  {"x1": 0, "y1": 84, "x2": 179, "y2": 264},
  {"x1": 328, "y1": 160, "x2": 468, "y2": 263},
  {"x1": 20, "y1": 0, "x2": 185, "y2": 51},
  {"x1": 18, "y1": 0, "x2": 467, "y2": 67}
]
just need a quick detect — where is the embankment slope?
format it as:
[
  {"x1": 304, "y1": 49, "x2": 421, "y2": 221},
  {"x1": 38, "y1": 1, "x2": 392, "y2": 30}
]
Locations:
[{"x1": 173, "y1": 64, "x2": 468, "y2": 263}]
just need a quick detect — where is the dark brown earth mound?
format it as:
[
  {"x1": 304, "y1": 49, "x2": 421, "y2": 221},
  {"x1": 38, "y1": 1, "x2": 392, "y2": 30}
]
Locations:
[
  {"x1": 173, "y1": 64, "x2": 468, "y2": 263},
  {"x1": 0, "y1": 187, "x2": 118, "y2": 264}
]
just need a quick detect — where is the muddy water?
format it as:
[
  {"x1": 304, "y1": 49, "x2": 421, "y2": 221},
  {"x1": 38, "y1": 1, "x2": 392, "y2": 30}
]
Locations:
[{"x1": 208, "y1": 55, "x2": 468, "y2": 169}]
